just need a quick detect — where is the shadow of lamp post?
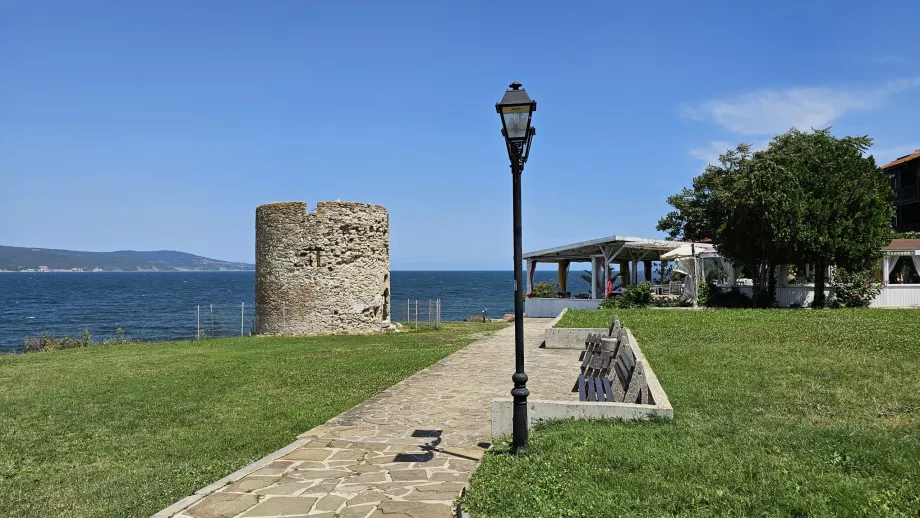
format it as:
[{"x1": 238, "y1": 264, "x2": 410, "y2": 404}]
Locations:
[{"x1": 495, "y1": 81, "x2": 536, "y2": 452}]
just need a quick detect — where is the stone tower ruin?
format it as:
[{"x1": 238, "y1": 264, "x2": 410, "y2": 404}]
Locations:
[{"x1": 255, "y1": 201, "x2": 390, "y2": 335}]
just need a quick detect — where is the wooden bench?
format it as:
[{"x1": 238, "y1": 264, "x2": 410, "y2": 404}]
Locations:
[
  {"x1": 575, "y1": 323, "x2": 654, "y2": 404},
  {"x1": 580, "y1": 314, "x2": 621, "y2": 361}
]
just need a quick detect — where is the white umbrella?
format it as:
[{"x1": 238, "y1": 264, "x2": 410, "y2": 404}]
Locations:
[{"x1": 660, "y1": 243, "x2": 714, "y2": 260}]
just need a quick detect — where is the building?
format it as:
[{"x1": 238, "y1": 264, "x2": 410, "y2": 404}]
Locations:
[
  {"x1": 255, "y1": 201, "x2": 390, "y2": 335},
  {"x1": 522, "y1": 235, "x2": 703, "y2": 317},
  {"x1": 884, "y1": 149, "x2": 920, "y2": 233},
  {"x1": 523, "y1": 235, "x2": 920, "y2": 316}
]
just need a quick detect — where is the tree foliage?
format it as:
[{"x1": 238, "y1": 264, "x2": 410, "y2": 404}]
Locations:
[{"x1": 660, "y1": 128, "x2": 894, "y2": 307}]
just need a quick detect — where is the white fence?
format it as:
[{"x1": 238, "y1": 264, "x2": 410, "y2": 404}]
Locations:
[{"x1": 871, "y1": 285, "x2": 920, "y2": 307}]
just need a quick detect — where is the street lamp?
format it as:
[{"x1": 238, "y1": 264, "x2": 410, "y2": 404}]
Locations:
[{"x1": 496, "y1": 81, "x2": 536, "y2": 452}]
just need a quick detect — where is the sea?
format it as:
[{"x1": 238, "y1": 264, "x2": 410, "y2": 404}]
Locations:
[{"x1": 0, "y1": 271, "x2": 590, "y2": 353}]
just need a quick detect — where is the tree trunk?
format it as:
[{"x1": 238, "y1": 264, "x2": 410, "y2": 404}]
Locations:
[
  {"x1": 752, "y1": 260, "x2": 775, "y2": 308},
  {"x1": 766, "y1": 260, "x2": 777, "y2": 308},
  {"x1": 813, "y1": 258, "x2": 827, "y2": 308}
]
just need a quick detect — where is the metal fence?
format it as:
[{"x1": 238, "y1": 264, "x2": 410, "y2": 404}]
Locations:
[
  {"x1": 195, "y1": 303, "x2": 255, "y2": 339},
  {"x1": 388, "y1": 299, "x2": 442, "y2": 329},
  {"x1": 194, "y1": 300, "x2": 443, "y2": 338}
]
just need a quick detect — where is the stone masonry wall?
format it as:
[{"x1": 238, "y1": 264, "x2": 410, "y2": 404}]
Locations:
[{"x1": 255, "y1": 201, "x2": 390, "y2": 335}]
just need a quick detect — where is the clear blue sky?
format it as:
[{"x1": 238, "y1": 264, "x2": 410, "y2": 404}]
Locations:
[{"x1": 2, "y1": 1, "x2": 918, "y2": 269}]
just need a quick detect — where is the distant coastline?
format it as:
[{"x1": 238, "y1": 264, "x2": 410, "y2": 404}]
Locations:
[
  {"x1": 0, "y1": 245, "x2": 254, "y2": 273},
  {"x1": 0, "y1": 269, "x2": 253, "y2": 273}
]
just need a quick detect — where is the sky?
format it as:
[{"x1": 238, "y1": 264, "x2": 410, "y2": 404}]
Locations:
[{"x1": 2, "y1": 1, "x2": 919, "y2": 269}]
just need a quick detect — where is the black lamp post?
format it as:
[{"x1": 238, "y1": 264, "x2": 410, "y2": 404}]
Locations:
[{"x1": 496, "y1": 81, "x2": 536, "y2": 452}]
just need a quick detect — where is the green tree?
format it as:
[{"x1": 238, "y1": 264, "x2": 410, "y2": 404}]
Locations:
[
  {"x1": 657, "y1": 144, "x2": 752, "y2": 241},
  {"x1": 659, "y1": 128, "x2": 894, "y2": 308},
  {"x1": 760, "y1": 129, "x2": 894, "y2": 307},
  {"x1": 716, "y1": 155, "x2": 805, "y2": 305}
]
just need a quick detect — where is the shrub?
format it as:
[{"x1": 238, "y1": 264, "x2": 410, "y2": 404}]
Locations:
[
  {"x1": 832, "y1": 267, "x2": 882, "y2": 308},
  {"x1": 530, "y1": 281, "x2": 562, "y2": 298},
  {"x1": 699, "y1": 281, "x2": 754, "y2": 308},
  {"x1": 651, "y1": 298, "x2": 682, "y2": 308},
  {"x1": 23, "y1": 329, "x2": 132, "y2": 353},
  {"x1": 614, "y1": 281, "x2": 654, "y2": 308}
]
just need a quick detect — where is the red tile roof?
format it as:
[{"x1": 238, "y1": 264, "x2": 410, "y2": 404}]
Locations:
[
  {"x1": 884, "y1": 239, "x2": 920, "y2": 251},
  {"x1": 881, "y1": 150, "x2": 920, "y2": 170}
]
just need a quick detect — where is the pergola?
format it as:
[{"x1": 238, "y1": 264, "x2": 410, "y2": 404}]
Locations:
[{"x1": 522, "y1": 235, "x2": 686, "y2": 298}]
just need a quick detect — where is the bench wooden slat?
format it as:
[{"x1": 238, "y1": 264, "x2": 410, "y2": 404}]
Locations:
[
  {"x1": 573, "y1": 324, "x2": 652, "y2": 405},
  {"x1": 580, "y1": 352, "x2": 592, "y2": 371},
  {"x1": 594, "y1": 377, "x2": 605, "y2": 401},
  {"x1": 601, "y1": 377, "x2": 613, "y2": 402}
]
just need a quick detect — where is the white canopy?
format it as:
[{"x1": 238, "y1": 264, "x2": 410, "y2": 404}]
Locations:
[{"x1": 660, "y1": 243, "x2": 715, "y2": 260}]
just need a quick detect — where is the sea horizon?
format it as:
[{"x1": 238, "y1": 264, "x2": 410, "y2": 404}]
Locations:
[{"x1": 0, "y1": 270, "x2": 592, "y2": 353}]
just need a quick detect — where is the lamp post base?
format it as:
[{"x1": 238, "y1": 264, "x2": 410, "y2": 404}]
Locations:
[{"x1": 511, "y1": 372, "x2": 529, "y2": 452}]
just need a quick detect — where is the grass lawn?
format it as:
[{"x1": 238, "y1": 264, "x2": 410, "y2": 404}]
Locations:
[
  {"x1": 0, "y1": 322, "x2": 506, "y2": 518},
  {"x1": 463, "y1": 309, "x2": 920, "y2": 517}
]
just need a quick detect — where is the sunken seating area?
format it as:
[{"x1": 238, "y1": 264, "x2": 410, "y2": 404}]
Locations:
[{"x1": 491, "y1": 311, "x2": 671, "y2": 438}]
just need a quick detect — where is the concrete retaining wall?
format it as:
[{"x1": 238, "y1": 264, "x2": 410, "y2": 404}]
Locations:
[{"x1": 544, "y1": 327, "x2": 608, "y2": 349}]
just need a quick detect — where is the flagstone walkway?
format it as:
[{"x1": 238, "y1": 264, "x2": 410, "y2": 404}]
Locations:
[{"x1": 156, "y1": 318, "x2": 579, "y2": 518}]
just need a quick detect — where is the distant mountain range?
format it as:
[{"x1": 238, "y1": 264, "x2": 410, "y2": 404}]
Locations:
[{"x1": 0, "y1": 246, "x2": 254, "y2": 272}]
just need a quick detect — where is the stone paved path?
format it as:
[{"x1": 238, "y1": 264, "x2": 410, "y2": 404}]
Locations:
[{"x1": 160, "y1": 318, "x2": 578, "y2": 518}]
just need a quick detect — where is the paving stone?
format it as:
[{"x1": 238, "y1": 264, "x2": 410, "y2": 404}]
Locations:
[
  {"x1": 224, "y1": 477, "x2": 276, "y2": 493},
  {"x1": 186, "y1": 493, "x2": 258, "y2": 518},
  {"x1": 300, "y1": 481, "x2": 340, "y2": 495},
  {"x1": 290, "y1": 461, "x2": 327, "y2": 470},
  {"x1": 255, "y1": 480, "x2": 315, "y2": 496},
  {"x1": 429, "y1": 472, "x2": 469, "y2": 483},
  {"x1": 315, "y1": 494, "x2": 346, "y2": 511},
  {"x1": 365, "y1": 455, "x2": 398, "y2": 465},
  {"x1": 282, "y1": 448, "x2": 333, "y2": 461},
  {"x1": 347, "y1": 491, "x2": 390, "y2": 506},
  {"x1": 330, "y1": 449, "x2": 366, "y2": 461},
  {"x1": 347, "y1": 463, "x2": 382, "y2": 473},
  {"x1": 409, "y1": 458, "x2": 448, "y2": 469},
  {"x1": 445, "y1": 459, "x2": 477, "y2": 471},
  {"x1": 239, "y1": 496, "x2": 317, "y2": 517},
  {"x1": 372, "y1": 501, "x2": 455, "y2": 518},
  {"x1": 389, "y1": 469, "x2": 428, "y2": 481},
  {"x1": 250, "y1": 463, "x2": 294, "y2": 476},
  {"x1": 343, "y1": 472, "x2": 387, "y2": 484},
  {"x1": 293, "y1": 469, "x2": 350, "y2": 481},
  {"x1": 339, "y1": 505, "x2": 377, "y2": 518},
  {"x1": 403, "y1": 488, "x2": 461, "y2": 502}
]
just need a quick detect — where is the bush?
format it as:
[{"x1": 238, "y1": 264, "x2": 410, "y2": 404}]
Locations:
[
  {"x1": 599, "y1": 281, "x2": 655, "y2": 309},
  {"x1": 598, "y1": 296, "x2": 617, "y2": 309},
  {"x1": 832, "y1": 267, "x2": 882, "y2": 308},
  {"x1": 23, "y1": 328, "x2": 131, "y2": 353},
  {"x1": 651, "y1": 298, "x2": 682, "y2": 308},
  {"x1": 699, "y1": 281, "x2": 754, "y2": 308},
  {"x1": 530, "y1": 281, "x2": 562, "y2": 298}
]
